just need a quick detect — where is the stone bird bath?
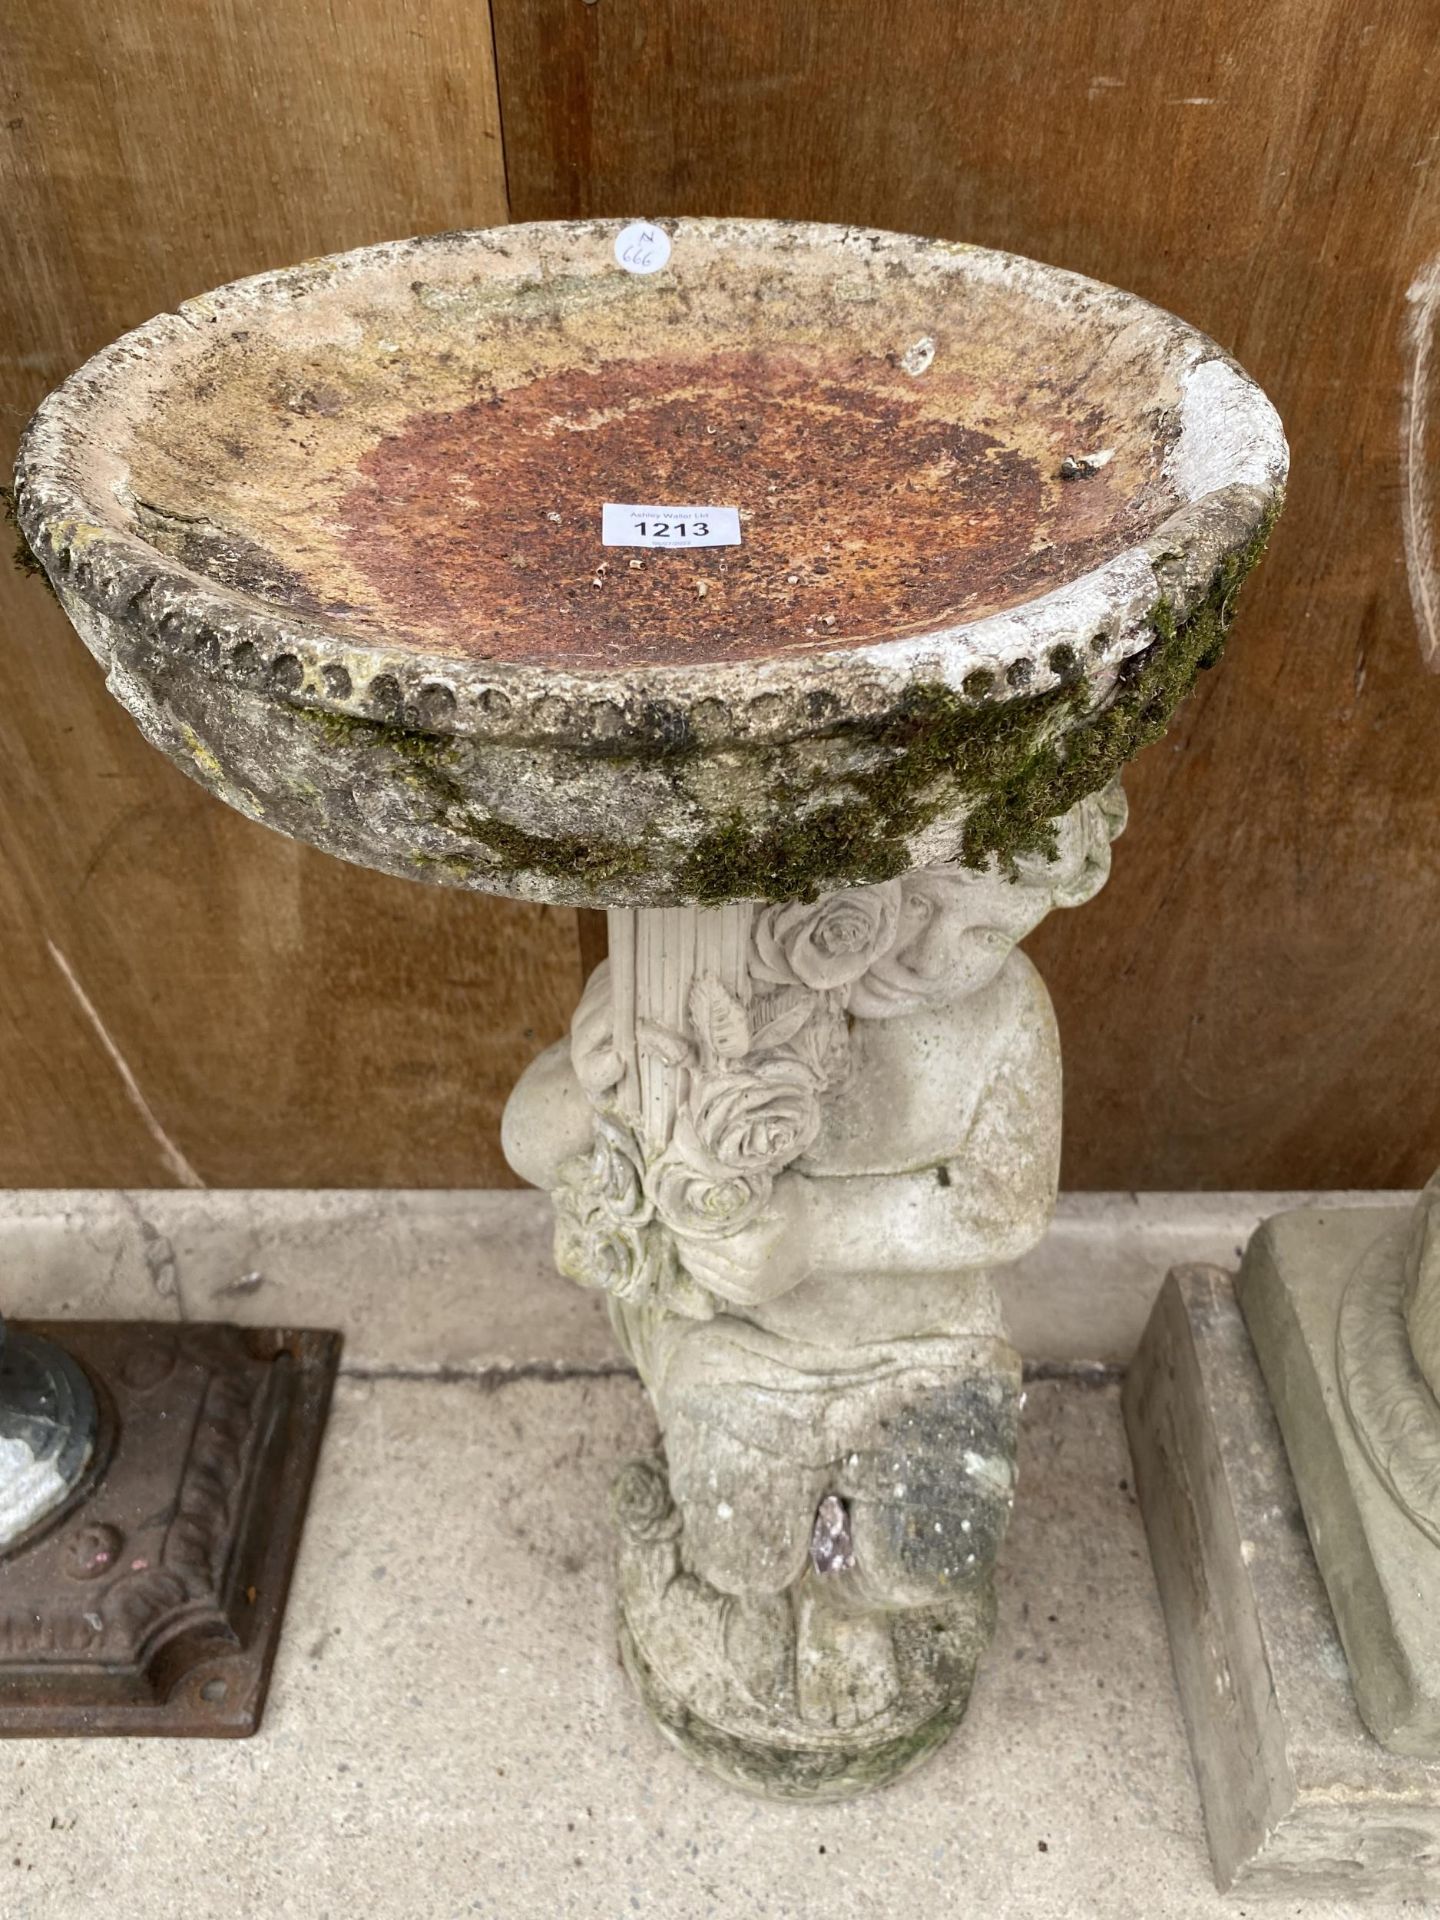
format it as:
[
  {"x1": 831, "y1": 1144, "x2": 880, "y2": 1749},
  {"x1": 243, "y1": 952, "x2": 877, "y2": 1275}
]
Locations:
[{"x1": 14, "y1": 217, "x2": 1285, "y2": 1791}]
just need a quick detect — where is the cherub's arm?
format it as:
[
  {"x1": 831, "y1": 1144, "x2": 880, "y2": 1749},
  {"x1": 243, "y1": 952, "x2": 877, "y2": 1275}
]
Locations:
[
  {"x1": 503, "y1": 954, "x2": 1061, "y2": 1309},
  {"x1": 500, "y1": 1038, "x2": 593, "y2": 1190},
  {"x1": 675, "y1": 967, "x2": 1062, "y2": 1305}
]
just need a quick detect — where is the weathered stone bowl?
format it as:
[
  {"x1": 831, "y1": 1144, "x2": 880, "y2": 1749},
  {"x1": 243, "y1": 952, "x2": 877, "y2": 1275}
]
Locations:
[{"x1": 15, "y1": 218, "x2": 1286, "y2": 907}]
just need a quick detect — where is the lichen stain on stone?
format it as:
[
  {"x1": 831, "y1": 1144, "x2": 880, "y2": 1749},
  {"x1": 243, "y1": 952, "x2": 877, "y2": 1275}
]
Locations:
[
  {"x1": 178, "y1": 722, "x2": 225, "y2": 782},
  {"x1": 132, "y1": 498, "x2": 330, "y2": 618},
  {"x1": 410, "y1": 268, "x2": 641, "y2": 326},
  {"x1": 288, "y1": 702, "x2": 646, "y2": 885}
]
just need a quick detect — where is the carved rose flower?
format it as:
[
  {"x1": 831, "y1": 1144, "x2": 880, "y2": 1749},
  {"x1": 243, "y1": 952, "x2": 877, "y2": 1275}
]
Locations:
[
  {"x1": 684, "y1": 1056, "x2": 823, "y2": 1174},
  {"x1": 651, "y1": 1151, "x2": 773, "y2": 1241},
  {"x1": 661, "y1": 1173, "x2": 807, "y2": 1303},
  {"x1": 552, "y1": 1114, "x2": 676, "y2": 1305},
  {"x1": 585, "y1": 1112, "x2": 651, "y2": 1221},
  {"x1": 554, "y1": 1206, "x2": 676, "y2": 1304},
  {"x1": 611, "y1": 1457, "x2": 681, "y2": 1543},
  {"x1": 752, "y1": 882, "x2": 902, "y2": 994}
]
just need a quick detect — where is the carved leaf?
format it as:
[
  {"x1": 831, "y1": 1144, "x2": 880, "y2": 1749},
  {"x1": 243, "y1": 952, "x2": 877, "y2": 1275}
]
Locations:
[
  {"x1": 635, "y1": 1019, "x2": 694, "y2": 1068},
  {"x1": 749, "y1": 992, "x2": 816, "y2": 1054},
  {"x1": 688, "y1": 977, "x2": 750, "y2": 1063}
]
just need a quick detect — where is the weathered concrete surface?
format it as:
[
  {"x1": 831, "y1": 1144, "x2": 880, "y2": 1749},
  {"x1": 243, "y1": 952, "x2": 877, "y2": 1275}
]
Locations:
[
  {"x1": 1238, "y1": 1204, "x2": 1440, "y2": 1757},
  {"x1": 1, "y1": 1194, "x2": 1426, "y2": 1915},
  {"x1": 6, "y1": 1365, "x2": 1419, "y2": 1920},
  {"x1": 1127, "y1": 1265, "x2": 1440, "y2": 1895},
  {"x1": 0, "y1": 1188, "x2": 1410, "y2": 1370}
]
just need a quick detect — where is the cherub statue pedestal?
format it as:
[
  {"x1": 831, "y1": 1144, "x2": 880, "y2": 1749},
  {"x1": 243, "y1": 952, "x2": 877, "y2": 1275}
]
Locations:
[
  {"x1": 15, "y1": 216, "x2": 1285, "y2": 1785},
  {"x1": 503, "y1": 793, "x2": 1124, "y2": 1794}
]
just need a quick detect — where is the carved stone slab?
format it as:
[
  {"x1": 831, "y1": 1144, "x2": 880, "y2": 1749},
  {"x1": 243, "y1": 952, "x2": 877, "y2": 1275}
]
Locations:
[
  {"x1": 1125, "y1": 1266, "x2": 1440, "y2": 1896},
  {"x1": 1238, "y1": 1205, "x2": 1440, "y2": 1757},
  {"x1": 0, "y1": 1320, "x2": 338, "y2": 1736}
]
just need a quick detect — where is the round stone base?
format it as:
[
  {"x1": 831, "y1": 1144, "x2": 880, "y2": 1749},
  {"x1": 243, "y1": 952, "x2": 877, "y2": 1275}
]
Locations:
[
  {"x1": 617, "y1": 1613, "x2": 974, "y2": 1801},
  {"x1": 612, "y1": 1457, "x2": 993, "y2": 1801}
]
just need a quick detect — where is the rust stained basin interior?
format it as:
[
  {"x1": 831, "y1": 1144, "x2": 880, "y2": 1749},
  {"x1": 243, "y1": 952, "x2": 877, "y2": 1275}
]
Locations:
[{"x1": 91, "y1": 222, "x2": 1203, "y2": 674}]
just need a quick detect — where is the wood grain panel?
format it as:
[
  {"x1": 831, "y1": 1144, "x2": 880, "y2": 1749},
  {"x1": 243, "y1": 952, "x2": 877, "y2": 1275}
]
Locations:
[
  {"x1": 0, "y1": 0, "x2": 584, "y2": 1187},
  {"x1": 492, "y1": 0, "x2": 1440, "y2": 1189}
]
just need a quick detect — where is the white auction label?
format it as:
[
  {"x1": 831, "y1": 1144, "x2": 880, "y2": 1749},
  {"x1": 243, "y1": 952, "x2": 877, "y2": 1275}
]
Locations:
[
  {"x1": 602, "y1": 504, "x2": 742, "y2": 549},
  {"x1": 614, "y1": 221, "x2": 671, "y2": 275}
]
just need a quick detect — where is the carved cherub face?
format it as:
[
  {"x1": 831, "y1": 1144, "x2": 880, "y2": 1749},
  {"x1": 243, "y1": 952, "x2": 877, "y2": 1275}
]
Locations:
[{"x1": 848, "y1": 780, "x2": 1128, "y2": 1016}]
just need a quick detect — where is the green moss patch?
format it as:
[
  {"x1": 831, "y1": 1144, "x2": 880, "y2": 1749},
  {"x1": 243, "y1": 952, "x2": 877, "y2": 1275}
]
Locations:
[
  {"x1": 1, "y1": 485, "x2": 58, "y2": 600},
  {"x1": 680, "y1": 504, "x2": 1279, "y2": 903},
  {"x1": 456, "y1": 813, "x2": 649, "y2": 886},
  {"x1": 287, "y1": 503, "x2": 1279, "y2": 903}
]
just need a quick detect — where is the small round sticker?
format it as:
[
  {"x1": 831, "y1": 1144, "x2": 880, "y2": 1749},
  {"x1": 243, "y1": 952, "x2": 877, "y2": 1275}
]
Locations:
[{"x1": 614, "y1": 221, "x2": 671, "y2": 276}]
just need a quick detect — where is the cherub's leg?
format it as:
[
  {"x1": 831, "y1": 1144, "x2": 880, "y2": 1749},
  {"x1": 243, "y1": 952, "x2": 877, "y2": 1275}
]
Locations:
[{"x1": 609, "y1": 1286, "x2": 1019, "y2": 1796}]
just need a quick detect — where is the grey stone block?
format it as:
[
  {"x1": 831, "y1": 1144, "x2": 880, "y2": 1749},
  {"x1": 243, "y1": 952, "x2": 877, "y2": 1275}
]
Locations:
[
  {"x1": 1239, "y1": 1207, "x2": 1440, "y2": 1755},
  {"x1": 1125, "y1": 1264, "x2": 1440, "y2": 1895}
]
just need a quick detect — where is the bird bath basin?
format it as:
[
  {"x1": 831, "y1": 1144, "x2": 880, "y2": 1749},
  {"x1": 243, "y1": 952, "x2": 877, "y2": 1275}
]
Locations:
[{"x1": 16, "y1": 218, "x2": 1283, "y2": 908}]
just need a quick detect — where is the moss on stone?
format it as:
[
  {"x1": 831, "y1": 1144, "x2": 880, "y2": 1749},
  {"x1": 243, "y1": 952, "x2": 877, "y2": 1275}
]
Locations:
[
  {"x1": 292, "y1": 706, "x2": 386, "y2": 751},
  {"x1": 411, "y1": 850, "x2": 484, "y2": 881},
  {"x1": 292, "y1": 704, "x2": 458, "y2": 766},
  {"x1": 456, "y1": 812, "x2": 650, "y2": 886},
  {"x1": 292, "y1": 701, "x2": 645, "y2": 886},
  {"x1": 677, "y1": 675, "x2": 1077, "y2": 903},
  {"x1": 954, "y1": 500, "x2": 1278, "y2": 871},
  {"x1": 677, "y1": 800, "x2": 912, "y2": 903},
  {"x1": 285, "y1": 502, "x2": 1279, "y2": 903},
  {"x1": 1, "y1": 485, "x2": 58, "y2": 601},
  {"x1": 293, "y1": 702, "x2": 469, "y2": 822},
  {"x1": 680, "y1": 504, "x2": 1280, "y2": 903}
]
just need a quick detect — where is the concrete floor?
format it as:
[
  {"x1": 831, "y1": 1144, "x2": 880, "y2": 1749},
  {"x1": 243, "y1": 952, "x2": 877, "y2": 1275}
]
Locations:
[{"x1": 2, "y1": 1192, "x2": 1430, "y2": 1917}]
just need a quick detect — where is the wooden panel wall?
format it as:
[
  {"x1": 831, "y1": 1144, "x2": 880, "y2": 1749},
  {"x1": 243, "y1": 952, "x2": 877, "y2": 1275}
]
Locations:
[
  {"x1": 491, "y1": 0, "x2": 1440, "y2": 1190},
  {"x1": 2, "y1": 0, "x2": 1438, "y2": 1189},
  {"x1": 0, "y1": 0, "x2": 584, "y2": 1187}
]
